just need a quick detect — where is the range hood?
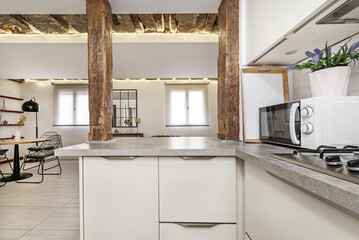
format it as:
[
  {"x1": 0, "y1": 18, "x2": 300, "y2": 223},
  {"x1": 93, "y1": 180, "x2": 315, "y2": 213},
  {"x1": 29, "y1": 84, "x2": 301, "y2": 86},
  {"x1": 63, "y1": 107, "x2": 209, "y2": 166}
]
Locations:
[
  {"x1": 249, "y1": 0, "x2": 359, "y2": 66},
  {"x1": 317, "y1": 0, "x2": 359, "y2": 24}
]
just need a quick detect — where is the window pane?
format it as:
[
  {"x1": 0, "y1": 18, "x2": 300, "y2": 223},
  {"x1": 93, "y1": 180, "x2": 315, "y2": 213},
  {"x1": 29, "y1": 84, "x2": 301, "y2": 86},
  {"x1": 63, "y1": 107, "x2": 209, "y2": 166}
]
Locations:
[
  {"x1": 57, "y1": 91, "x2": 74, "y2": 125},
  {"x1": 188, "y1": 89, "x2": 207, "y2": 125},
  {"x1": 75, "y1": 91, "x2": 89, "y2": 125},
  {"x1": 168, "y1": 90, "x2": 186, "y2": 125}
]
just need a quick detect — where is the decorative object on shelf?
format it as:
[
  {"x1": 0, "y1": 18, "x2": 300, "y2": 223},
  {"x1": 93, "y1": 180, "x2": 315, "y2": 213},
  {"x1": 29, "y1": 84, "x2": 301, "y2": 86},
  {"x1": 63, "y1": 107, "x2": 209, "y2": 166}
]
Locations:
[
  {"x1": 17, "y1": 115, "x2": 26, "y2": 126},
  {"x1": 135, "y1": 118, "x2": 141, "y2": 133},
  {"x1": 114, "y1": 129, "x2": 119, "y2": 134},
  {"x1": 22, "y1": 97, "x2": 40, "y2": 139},
  {"x1": 124, "y1": 119, "x2": 132, "y2": 126},
  {"x1": 1, "y1": 99, "x2": 6, "y2": 110},
  {"x1": 286, "y1": 40, "x2": 359, "y2": 97},
  {"x1": 2, "y1": 120, "x2": 8, "y2": 125},
  {"x1": 14, "y1": 130, "x2": 21, "y2": 141},
  {"x1": 14, "y1": 115, "x2": 26, "y2": 141}
]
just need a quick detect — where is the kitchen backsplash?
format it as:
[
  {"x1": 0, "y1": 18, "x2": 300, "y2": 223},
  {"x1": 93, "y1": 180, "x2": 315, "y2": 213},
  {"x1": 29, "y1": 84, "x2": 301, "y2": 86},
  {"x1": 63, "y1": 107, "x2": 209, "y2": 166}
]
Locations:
[{"x1": 291, "y1": 34, "x2": 359, "y2": 100}]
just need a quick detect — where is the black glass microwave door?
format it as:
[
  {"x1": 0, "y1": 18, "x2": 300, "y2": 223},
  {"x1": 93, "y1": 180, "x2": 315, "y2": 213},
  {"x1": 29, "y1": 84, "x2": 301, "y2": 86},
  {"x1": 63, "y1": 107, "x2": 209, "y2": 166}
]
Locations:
[{"x1": 260, "y1": 103, "x2": 301, "y2": 145}]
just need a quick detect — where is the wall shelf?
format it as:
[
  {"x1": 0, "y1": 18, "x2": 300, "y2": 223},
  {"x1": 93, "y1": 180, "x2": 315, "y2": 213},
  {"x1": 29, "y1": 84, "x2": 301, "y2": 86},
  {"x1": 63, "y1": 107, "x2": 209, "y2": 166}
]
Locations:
[
  {"x1": 0, "y1": 109, "x2": 24, "y2": 114},
  {"x1": 0, "y1": 95, "x2": 24, "y2": 101},
  {"x1": 0, "y1": 124, "x2": 22, "y2": 127}
]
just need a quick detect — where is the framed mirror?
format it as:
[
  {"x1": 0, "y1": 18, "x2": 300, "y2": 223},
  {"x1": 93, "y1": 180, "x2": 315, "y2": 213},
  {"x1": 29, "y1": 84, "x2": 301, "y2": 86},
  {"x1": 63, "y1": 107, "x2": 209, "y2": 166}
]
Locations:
[{"x1": 113, "y1": 89, "x2": 138, "y2": 128}]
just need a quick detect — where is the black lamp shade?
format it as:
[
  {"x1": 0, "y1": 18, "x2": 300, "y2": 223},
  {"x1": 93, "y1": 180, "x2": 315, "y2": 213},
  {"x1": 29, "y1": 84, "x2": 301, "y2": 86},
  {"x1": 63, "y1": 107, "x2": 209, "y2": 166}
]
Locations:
[{"x1": 22, "y1": 99, "x2": 40, "y2": 112}]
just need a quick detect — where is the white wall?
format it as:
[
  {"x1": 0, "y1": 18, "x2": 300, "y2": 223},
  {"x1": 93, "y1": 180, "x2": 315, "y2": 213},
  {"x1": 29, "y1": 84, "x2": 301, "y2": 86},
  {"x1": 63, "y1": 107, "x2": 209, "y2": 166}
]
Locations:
[
  {"x1": 291, "y1": 35, "x2": 359, "y2": 100},
  {"x1": 11, "y1": 80, "x2": 217, "y2": 157},
  {"x1": 0, "y1": 43, "x2": 218, "y2": 79},
  {"x1": 113, "y1": 80, "x2": 218, "y2": 137},
  {"x1": 0, "y1": 79, "x2": 24, "y2": 158},
  {"x1": 21, "y1": 82, "x2": 89, "y2": 148}
]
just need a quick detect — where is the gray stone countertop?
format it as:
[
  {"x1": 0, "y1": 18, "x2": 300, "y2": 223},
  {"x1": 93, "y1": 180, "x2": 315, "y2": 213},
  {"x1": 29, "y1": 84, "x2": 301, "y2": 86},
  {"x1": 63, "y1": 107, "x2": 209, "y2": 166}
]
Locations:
[{"x1": 55, "y1": 137, "x2": 359, "y2": 219}]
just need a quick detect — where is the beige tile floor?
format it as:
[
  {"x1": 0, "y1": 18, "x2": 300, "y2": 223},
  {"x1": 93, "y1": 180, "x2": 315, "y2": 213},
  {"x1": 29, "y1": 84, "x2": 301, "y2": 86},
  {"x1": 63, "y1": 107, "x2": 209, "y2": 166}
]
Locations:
[{"x1": 0, "y1": 159, "x2": 80, "y2": 240}]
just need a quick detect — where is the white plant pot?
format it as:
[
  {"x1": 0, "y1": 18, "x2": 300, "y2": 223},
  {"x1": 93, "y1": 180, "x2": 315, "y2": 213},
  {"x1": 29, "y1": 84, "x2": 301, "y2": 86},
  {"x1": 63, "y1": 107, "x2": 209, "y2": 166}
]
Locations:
[{"x1": 309, "y1": 66, "x2": 351, "y2": 97}]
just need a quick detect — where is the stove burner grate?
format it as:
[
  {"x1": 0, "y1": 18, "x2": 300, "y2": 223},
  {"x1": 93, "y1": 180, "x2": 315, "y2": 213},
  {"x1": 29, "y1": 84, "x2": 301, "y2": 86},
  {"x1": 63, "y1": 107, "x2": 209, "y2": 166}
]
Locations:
[{"x1": 293, "y1": 145, "x2": 359, "y2": 159}]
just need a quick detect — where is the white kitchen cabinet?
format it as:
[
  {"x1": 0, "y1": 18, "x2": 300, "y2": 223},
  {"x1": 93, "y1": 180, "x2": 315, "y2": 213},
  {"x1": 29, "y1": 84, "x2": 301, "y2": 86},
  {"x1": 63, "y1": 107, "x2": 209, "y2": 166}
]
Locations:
[
  {"x1": 159, "y1": 157, "x2": 237, "y2": 223},
  {"x1": 160, "y1": 223, "x2": 236, "y2": 240},
  {"x1": 82, "y1": 157, "x2": 158, "y2": 240},
  {"x1": 244, "y1": 161, "x2": 359, "y2": 240},
  {"x1": 244, "y1": 0, "x2": 327, "y2": 64}
]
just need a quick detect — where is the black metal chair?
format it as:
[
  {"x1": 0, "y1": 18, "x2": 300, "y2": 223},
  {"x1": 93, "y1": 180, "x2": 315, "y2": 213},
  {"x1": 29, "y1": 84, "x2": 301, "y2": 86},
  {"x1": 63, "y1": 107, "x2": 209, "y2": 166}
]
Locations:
[
  {"x1": 19, "y1": 132, "x2": 63, "y2": 183},
  {"x1": 0, "y1": 148, "x2": 12, "y2": 187}
]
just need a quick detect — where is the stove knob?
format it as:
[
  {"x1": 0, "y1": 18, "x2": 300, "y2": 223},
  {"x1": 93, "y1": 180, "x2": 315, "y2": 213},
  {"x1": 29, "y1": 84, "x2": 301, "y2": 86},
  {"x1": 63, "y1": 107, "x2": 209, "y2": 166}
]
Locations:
[
  {"x1": 301, "y1": 106, "x2": 314, "y2": 118},
  {"x1": 301, "y1": 123, "x2": 314, "y2": 134}
]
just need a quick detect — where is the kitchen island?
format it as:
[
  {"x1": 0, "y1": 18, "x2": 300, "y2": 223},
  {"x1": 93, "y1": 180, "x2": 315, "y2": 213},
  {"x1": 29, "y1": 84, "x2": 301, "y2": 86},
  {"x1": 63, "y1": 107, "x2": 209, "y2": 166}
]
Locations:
[{"x1": 56, "y1": 137, "x2": 359, "y2": 240}]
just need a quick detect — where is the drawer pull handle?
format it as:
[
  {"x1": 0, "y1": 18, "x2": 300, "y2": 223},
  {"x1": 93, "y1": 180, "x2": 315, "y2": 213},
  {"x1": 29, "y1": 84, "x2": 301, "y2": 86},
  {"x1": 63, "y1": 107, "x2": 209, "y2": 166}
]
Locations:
[
  {"x1": 103, "y1": 156, "x2": 138, "y2": 160},
  {"x1": 180, "y1": 156, "x2": 214, "y2": 160},
  {"x1": 177, "y1": 223, "x2": 218, "y2": 228}
]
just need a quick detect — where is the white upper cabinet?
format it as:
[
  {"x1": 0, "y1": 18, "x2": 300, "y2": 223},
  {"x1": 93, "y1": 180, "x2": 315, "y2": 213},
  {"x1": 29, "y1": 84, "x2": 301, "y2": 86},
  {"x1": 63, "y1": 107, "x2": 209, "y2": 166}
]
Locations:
[
  {"x1": 282, "y1": 0, "x2": 327, "y2": 34},
  {"x1": 245, "y1": 0, "x2": 283, "y2": 64},
  {"x1": 244, "y1": 0, "x2": 359, "y2": 65},
  {"x1": 245, "y1": 0, "x2": 327, "y2": 64}
]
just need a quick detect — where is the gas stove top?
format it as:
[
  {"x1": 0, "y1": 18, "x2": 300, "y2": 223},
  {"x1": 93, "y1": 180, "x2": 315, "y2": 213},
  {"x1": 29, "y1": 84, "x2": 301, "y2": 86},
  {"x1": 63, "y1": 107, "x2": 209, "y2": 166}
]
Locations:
[{"x1": 271, "y1": 145, "x2": 359, "y2": 185}]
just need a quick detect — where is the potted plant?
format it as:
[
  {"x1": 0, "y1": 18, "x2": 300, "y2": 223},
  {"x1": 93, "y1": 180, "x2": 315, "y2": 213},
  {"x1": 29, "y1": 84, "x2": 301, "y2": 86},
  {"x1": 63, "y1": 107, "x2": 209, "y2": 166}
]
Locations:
[{"x1": 286, "y1": 40, "x2": 359, "y2": 97}]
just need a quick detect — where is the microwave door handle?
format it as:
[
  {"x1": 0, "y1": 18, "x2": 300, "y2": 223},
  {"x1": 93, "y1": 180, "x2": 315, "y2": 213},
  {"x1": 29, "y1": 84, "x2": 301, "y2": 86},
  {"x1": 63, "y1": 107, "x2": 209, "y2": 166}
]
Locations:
[{"x1": 289, "y1": 103, "x2": 300, "y2": 145}]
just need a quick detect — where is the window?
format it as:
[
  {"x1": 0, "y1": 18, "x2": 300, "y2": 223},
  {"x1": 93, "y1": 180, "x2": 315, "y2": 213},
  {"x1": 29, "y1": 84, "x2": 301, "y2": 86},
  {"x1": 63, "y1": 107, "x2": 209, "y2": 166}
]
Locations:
[
  {"x1": 53, "y1": 85, "x2": 89, "y2": 126},
  {"x1": 165, "y1": 84, "x2": 209, "y2": 126}
]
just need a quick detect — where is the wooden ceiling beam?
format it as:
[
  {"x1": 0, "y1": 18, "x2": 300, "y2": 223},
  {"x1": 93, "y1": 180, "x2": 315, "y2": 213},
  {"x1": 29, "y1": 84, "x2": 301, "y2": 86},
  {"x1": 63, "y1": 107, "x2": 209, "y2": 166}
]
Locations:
[
  {"x1": 10, "y1": 14, "x2": 42, "y2": 34},
  {"x1": 112, "y1": 14, "x2": 120, "y2": 26},
  {"x1": 8, "y1": 79, "x2": 24, "y2": 83},
  {"x1": 129, "y1": 14, "x2": 144, "y2": 33},
  {"x1": 169, "y1": 14, "x2": 177, "y2": 33},
  {"x1": 203, "y1": 13, "x2": 217, "y2": 34},
  {"x1": 51, "y1": 14, "x2": 79, "y2": 34},
  {"x1": 0, "y1": 28, "x2": 10, "y2": 34},
  {"x1": 153, "y1": 14, "x2": 164, "y2": 32}
]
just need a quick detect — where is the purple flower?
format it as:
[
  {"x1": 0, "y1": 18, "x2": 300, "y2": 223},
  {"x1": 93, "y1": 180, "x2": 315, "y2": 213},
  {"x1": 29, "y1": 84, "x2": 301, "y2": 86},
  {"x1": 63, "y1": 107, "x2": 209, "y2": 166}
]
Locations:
[
  {"x1": 327, "y1": 46, "x2": 332, "y2": 58},
  {"x1": 305, "y1": 51, "x2": 316, "y2": 58},
  {"x1": 314, "y1": 48, "x2": 323, "y2": 58},
  {"x1": 285, "y1": 65, "x2": 297, "y2": 71},
  {"x1": 312, "y1": 56, "x2": 319, "y2": 64},
  {"x1": 348, "y1": 41, "x2": 359, "y2": 53}
]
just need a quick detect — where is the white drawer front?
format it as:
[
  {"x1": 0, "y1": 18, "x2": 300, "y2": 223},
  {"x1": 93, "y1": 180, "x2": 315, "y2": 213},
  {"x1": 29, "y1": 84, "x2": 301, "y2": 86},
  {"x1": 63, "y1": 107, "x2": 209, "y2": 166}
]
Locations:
[
  {"x1": 159, "y1": 157, "x2": 236, "y2": 223},
  {"x1": 83, "y1": 157, "x2": 158, "y2": 240},
  {"x1": 160, "y1": 223, "x2": 236, "y2": 240}
]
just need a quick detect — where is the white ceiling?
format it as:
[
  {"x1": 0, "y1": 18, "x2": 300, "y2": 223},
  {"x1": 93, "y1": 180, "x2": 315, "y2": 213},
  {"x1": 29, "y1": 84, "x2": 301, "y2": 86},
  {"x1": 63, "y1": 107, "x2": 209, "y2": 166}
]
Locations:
[{"x1": 0, "y1": 0, "x2": 221, "y2": 14}]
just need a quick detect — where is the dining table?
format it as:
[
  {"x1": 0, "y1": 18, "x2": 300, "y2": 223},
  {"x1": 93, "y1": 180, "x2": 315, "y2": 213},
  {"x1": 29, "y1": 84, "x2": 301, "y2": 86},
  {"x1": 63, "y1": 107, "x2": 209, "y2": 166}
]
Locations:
[{"x1": 0, "y1": 138, "x2": 46, "y2": 182}]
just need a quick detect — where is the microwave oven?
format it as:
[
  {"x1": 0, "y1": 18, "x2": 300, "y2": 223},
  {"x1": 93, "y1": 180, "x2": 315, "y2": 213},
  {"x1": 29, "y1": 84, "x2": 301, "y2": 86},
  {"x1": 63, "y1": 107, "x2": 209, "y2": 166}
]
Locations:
[{"x1": 259, "y1": 96, "x2": 359, "y2": 149}]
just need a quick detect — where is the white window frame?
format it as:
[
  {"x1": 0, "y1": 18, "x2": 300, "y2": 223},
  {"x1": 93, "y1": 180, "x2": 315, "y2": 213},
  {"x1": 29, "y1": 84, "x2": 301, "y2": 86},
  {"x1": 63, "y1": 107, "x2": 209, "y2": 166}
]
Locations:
[
  {"x1": 53, "y1": 85, "x2": 89, "y2": 126},
  {"x1": 165, "y1": 83, "x2": 209, "y2": 127}
]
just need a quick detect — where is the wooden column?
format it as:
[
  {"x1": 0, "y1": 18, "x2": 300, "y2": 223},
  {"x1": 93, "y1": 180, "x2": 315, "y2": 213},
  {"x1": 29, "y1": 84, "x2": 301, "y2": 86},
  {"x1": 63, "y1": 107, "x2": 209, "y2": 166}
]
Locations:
[
  {"x1": 217, "y1": 0, "x2": 240, "y2": 140},
  {"x1": 87, "y1": 0, "x2": 113, "y2": 141}
]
